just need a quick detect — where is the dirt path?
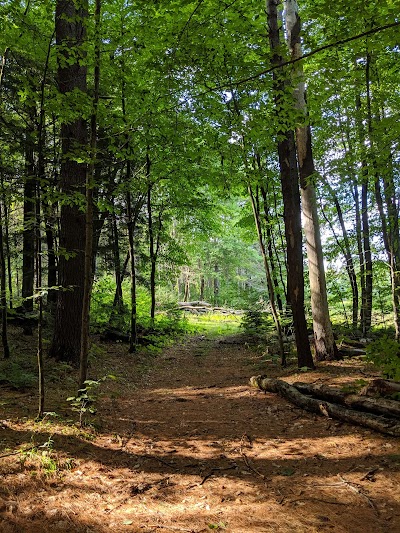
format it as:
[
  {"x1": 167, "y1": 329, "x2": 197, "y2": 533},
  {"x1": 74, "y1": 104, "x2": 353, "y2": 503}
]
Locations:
[{"x1": 1, "y1": 333, "x2": 400, "y2": 532}]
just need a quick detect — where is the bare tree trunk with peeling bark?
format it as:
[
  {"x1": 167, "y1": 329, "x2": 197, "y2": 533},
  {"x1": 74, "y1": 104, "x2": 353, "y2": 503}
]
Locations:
[{"x1": 284, "y1": 0, "x2": 338, "y2": 361}]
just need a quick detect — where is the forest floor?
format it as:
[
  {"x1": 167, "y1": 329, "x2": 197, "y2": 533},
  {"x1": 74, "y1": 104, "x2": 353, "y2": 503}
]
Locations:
[{"x1": 1, "y1": 327, "x2": 400, "y2": 532}]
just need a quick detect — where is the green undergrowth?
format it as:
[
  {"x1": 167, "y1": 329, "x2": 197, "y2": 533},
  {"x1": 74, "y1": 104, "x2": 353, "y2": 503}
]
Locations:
[
  {"x1": 186, "y1": 313, "x2": 242, "y2": 337},
  {"x1": 366, "y1": 335, "x2": 400, "y2": 381}
]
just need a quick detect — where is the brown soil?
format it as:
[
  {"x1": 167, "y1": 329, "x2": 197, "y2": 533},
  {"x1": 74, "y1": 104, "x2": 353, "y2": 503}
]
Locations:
[{"x1": 1, "y1": 331, "x2": 400, "y2": 532}]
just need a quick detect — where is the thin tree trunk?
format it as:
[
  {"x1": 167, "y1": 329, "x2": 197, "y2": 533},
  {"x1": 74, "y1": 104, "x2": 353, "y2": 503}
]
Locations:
[
  {"x1": 35, "y1": 182, "x2": 44, "y2": 418},
  {"x1": 213, "y1": 264, "x2": 220, "y2": 306},
  {"x1": 266, "y1": 0, "x2": 314, "y2": 369},
  {"x1": 126, "y1": 186, "x2": 140, "y2": 353},
  {"x1": 79, "y1": 0, "x2": 101, "y2": 390},
  {"x1": 353, "y1": 177, "x2": 365, "y2": 331},
  {"x1": 108, "y1": 205, "x2": 123, "y2": 327},
  {"x1": 147, "y1": 171, "x2": 156, "y2": 328},
  {"x1": 112, "y1": 250, "x2": 130, "y2": 309},
  {"x1": 355, "y1": 90, "x2": 373, "y2": 334},
  {"x1": 336, "y1": 120, "x2": 360, "y2": 328},
  {"x1": 322, "y1": 178, "x2": 358, "y2": 329},
  {"x1": 0, "y1": 200, "x2": 10, "y2": 359},
  {"x1": 44, "y1": 212, "x2": 57, "y2": 307},
  {"x1": 365, "y1": 57, "x2": 400, "y2": 339},
  {"x1": 249, "y1": 185, "x2": 285, "y2": 365},
  {"x1": 260, "y1": 186, "x2": 283, "y2": 312},
  {"x1": 200, "y1": 273, "x2": 205, "y2": 301},
  {"x1": 22, "y1": 132, "x2": 35, "y2": 315},
  {"x1": 0, "y1": 175, "x2": 13, "y2": 310}
]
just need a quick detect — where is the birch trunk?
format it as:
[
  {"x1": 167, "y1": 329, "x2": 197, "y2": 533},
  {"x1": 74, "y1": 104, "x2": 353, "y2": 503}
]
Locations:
[{"x1": 284, "y1": 0, "x2": 338, "y2": 361}]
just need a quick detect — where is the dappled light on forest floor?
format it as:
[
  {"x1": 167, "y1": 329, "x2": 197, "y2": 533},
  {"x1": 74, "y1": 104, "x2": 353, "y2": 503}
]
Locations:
[{"x1": 1, "y1": 333, "x2": 400, "y2": 532}]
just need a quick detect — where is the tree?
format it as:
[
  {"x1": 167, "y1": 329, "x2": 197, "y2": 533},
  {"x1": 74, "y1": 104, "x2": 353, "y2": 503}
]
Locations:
[
  {"x1": 283, "y1": 0, "x2": 338, "y2": 361},
  {"x1": 49, "y1": 0, "x2": 88, "y2": 365},
  {"x1": 267, "y1": 0, "x2": 314, "y2": 368}
]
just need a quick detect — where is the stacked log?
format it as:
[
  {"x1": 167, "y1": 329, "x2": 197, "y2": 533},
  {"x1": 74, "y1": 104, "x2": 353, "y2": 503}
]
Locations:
[
  {"x1": 249, "y1": 376, "x2": 400, "y2": 437},
  {"x1": 177, "y1": 301, "x2": 243, "y2": 315}
]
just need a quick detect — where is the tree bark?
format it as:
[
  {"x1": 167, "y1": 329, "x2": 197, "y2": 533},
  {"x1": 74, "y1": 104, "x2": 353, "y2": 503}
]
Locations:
[
  {"x1": 266, "y1": 0, "x2": 314, "y2": 369},
  {"x1": 147, "y1": 179, "x2": 156, "y2": 328},
  {"x1": 0, "y1": 200, "x2": 10, "y2": 359},
  {"x1": 126, "y1": 187, "x2": 141, "y2": 353},
  {"x1": 49, "y1": 0, "x2": 88, "y2": 365},
  {"x1": 213, "y1": 263, "x2": 220, "y2": 306},
  {"x1": 260, "y1": 186, "x2": 283, "y2": 312},
  {"x1": 284, "y1": 0, "x2": 338, "y2": 362},
  {"x1": 22, "y1": 132, "x2": 35, "y2": 315},
  {"x1": 250, "y1": 376, "x2": 400, "y2": 437},
  {"x1": 355, "y1": 88, "x2": 373, "y2": 335}
]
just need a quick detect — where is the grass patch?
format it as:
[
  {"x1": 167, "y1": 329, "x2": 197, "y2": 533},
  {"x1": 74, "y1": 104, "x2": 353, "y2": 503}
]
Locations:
[{"x1": 187, "y1": 313, "x2": 242, "y2": 337}]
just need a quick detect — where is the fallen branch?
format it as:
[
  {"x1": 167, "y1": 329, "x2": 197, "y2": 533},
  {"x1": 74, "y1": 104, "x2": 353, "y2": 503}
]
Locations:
[
  {"x1": 239, "y1": 434, "x2": 266, "y2": 481},
  {"x1": 337, "y1": 474, "x2": 379, "y2": 515},
  {"x1": 337, "y1": 347, "x2": 366, "y2": 357},
  {"x1": 198, "y1": 465, "x2": 237, "y2": 486},
  {"x1": 249, "y1": 376, "x2": 400, "y2": 437}
]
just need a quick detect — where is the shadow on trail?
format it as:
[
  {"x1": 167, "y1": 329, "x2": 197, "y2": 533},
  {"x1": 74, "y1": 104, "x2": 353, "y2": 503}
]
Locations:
[{"x1": 1, "y1": 335, "x2": 400, "y2": 532}]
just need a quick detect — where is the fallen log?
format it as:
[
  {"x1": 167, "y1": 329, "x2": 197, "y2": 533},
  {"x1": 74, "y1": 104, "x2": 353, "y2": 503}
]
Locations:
[
  {"x1": 337, "y1": 347, "x2": 366, "y2": 357},
  {"x1": 249, "y1": 376, "x2": 400, "y2": 437},
  {"x1": 178, "y1": 306, "x2": 209, "y2": 313},
  {"x1": 360, "y1": 379, "x2": 400, "y2": 397},
  {"x1": 177, "y1": 301, "x2": 212, "y2": 308},
  {"x1": 292, "y1": 382, "x2": 400, "y2": 420}
]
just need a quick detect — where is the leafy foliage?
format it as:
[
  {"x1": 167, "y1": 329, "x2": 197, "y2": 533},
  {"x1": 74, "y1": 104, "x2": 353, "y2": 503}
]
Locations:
[{"x1": 366, "y1": 337, "x2": 400, "y2": 381}]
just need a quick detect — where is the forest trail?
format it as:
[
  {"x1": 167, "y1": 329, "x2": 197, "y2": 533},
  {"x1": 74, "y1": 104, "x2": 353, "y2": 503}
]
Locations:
[{"x1": 1, "y1": 332, "x2": 400, "y2": 532}]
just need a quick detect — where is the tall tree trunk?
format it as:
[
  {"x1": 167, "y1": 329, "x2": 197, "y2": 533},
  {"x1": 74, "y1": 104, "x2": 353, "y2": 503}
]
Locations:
[
  {"x1": 200, "y1": 274, "x2": 205, "y2": 301},
  {"x1": 213, "y1": 264, "x2": 220, "y2": 306},
  {"x1": 336, "y1": 120, "x2": 360, "y2": 328},
  {"x1": 183, "y1": 270, "x2": 190, "y2": 302},
  {"x1": 260, "y1": 186, "x2": 283, "y2": 312},
  {"x1": 126, "y1": 186, "x2": 140, "y2": 353},
  {"x1": 365, "y1": 56, "x2": 400, "y2": 339},
  {"x1": 249, "y1": 185, "x2": 285, "y2": 365},
  {"x1": 381, "y1": 159, "x2": 400, "y2": 339},
  {"x1": 0, "y1": 175, "x2": 13, "y2": 310},
  {"x1": 321, "y1": 179, "x2": 358, "y2": 329},
  {"x1": 49, "y1": 0, "x2": 88, "y2": 365},
  {"x1": 79, "y1": 0, "x2": 100, "y2": 390},
  {"x1": 22, "y1": 132, "x2": 35, "y2": 315},
  {"x1": 360, "y1": 156, "x2": 373, "y2": 335},
  {"x1": 0, "y1": 200, "x2": 10, "y2": 359},
  {"x1": 284, "y1": 0, "x2": 338, "y2": 361},
  {"x1": 355, "y1": 88, "x2": 373, "y2": 335},
  {"x1": 147, "y1": 180, "x2": 156, "y2": 328},
  {"x1": 108, "y1": 204, "x2": 123, "y2": 328},
  {"x1": 44, "y1": 207, "x2": 58, "y2": 307},
  {"x1": 37, "y1": 27, "x2": 57, "y2": 310},
  {"x1": 35, "y1": 181, "x2": 44, "y2": 418},
  {"x1": 112, "y1": 250, "x2": 130, "y2": 309},
  {"x1": 111, "y1": 208, "x2": 123, "y2": 307},
  {"x1": 266, "y1": 0, "x2": 314, "y2": 368}
]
